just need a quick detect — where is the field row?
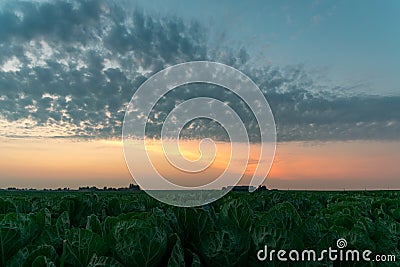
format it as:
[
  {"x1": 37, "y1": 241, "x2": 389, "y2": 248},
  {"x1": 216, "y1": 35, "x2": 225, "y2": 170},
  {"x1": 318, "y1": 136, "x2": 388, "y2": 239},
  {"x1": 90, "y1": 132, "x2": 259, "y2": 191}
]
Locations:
[{"x1": 0, "y1": 190, "x2": 399, "y2": 266}]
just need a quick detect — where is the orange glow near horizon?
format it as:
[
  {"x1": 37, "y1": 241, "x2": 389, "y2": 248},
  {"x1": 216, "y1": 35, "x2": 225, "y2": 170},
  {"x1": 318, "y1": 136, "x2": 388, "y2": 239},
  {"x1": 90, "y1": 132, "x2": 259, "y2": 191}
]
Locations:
[
  {"x1": 0, "y1": 137, "x2": 400, "y2": 190},
  {"x1": 267, "y1": 141, "x2": 400, "y2": 189},
  {"x1": 0, "y1": 138, "x2": 130, "y2": 188}
]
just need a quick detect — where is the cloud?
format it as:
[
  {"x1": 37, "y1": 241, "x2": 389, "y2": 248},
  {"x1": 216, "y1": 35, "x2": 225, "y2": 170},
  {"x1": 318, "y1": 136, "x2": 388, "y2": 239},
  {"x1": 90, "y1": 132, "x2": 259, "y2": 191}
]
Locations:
[
  {"x1": 0, "y1": 0, "x2": 398, "y2": 142},
  {"x1": 0, "y1": 56, "x2": 23, "y2": 72},
  {"x1": 0, "y1": 0, "x2": 103, "y2": 43}
]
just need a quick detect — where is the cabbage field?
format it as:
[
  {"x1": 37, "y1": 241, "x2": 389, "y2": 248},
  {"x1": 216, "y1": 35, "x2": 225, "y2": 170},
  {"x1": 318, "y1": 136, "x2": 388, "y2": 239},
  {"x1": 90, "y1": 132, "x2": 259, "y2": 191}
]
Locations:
[{"x1": 0, "y1": 190, "x2": 399, "y2": 266}]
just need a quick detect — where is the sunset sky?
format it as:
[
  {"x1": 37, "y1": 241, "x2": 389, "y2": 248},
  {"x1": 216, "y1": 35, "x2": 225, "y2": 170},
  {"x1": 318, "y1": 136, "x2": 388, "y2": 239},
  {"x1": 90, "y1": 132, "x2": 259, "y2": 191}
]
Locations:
[{"x1": 0, "y1": 0, "x2": 399, "y2": 190}]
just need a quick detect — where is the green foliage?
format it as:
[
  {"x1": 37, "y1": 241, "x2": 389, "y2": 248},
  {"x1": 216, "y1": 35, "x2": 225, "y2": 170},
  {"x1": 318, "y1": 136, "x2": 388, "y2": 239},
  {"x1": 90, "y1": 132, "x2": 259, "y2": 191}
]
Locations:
[
  {"x1": 0, "y1": 225, "x2": 22, "y2": 266},
  {"x1": 166, "y1": 234, "x2": 185, "y2": 267},
  {"x1": 23, "y1": 245, "x2": 59, "y2": 267},
  {"x1": 0, "y1": 190, "x2": 399, "y2": 266},
  {"x1": 56, "y1": 211, "x2": 70, "y2": 240},
  {"x1": 0, "y1": 198, "x2": 16, "y2": 214},
  {"x1": 86, "y1": 215, "x2": 102, "y2": 236},
  {"x1": 62, "y1": 228, "x2": 107, "y2": 266},
  {"x1": 111, "y1": 219, "x2": 167, "y2": 267}
]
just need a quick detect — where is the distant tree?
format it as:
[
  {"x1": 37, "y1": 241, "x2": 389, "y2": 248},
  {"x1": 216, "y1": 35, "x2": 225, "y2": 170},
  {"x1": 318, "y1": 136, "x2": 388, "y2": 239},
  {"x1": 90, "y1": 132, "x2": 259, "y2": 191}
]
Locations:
[{"x1": 129, "y1": 184, "x2": 140, "y2": 191}]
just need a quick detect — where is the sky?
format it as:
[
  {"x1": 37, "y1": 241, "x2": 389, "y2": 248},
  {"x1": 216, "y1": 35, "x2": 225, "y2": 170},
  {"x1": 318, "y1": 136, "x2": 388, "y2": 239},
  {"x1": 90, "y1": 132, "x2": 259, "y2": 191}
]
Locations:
[
  {"x1": 134, "y1": 0, "x2": 400, "y2": 96},
  {"x1": 0, "y1": 0, "x2": 399, "y2": 190}
]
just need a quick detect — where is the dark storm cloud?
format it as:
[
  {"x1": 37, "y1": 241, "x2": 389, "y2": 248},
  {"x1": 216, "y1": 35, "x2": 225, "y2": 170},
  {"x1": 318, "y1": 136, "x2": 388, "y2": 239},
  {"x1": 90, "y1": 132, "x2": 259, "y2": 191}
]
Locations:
[{"x1": 0, "y1": 0, "x2": 398, "y2": 141}]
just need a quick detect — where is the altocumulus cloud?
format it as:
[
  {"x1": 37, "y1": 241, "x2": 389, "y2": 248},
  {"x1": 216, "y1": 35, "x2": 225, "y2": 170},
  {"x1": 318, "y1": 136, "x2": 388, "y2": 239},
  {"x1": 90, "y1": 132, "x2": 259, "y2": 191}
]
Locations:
[{"x1": 0, "y1": 0, "x2": 399, "y2": 141}]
